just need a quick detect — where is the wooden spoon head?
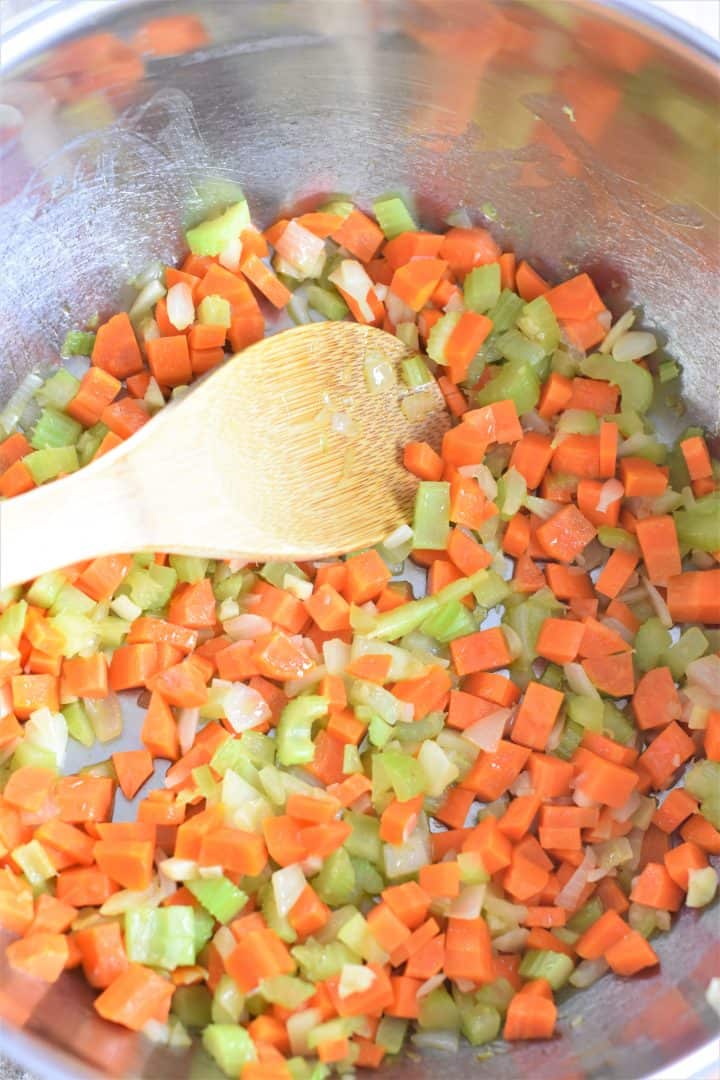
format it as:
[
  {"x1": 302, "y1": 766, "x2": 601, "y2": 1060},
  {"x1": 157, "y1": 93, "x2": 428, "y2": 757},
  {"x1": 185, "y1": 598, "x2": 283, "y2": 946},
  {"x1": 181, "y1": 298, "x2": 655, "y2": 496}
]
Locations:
[{"x1": 133, "y1": 322, "x2": 451, "y2": 561}]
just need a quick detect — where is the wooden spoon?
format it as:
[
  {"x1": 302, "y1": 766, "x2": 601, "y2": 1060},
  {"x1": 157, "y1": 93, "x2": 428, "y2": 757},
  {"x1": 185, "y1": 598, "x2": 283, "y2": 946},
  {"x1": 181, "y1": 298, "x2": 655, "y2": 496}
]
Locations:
[{"x1": 0, "y1": 323, "x2": 450, "y2": 587}]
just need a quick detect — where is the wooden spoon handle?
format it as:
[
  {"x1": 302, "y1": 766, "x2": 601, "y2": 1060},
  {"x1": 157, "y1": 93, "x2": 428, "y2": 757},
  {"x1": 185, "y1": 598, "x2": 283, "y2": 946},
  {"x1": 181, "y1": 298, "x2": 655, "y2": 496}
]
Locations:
[{"x1": 0, "y1": 451, "x2": 147, "y2": 587}]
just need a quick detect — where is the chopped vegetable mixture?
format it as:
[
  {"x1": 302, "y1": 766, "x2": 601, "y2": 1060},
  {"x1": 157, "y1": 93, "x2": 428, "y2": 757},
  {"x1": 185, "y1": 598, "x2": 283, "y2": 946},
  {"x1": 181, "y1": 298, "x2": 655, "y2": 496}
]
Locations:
[{"x1": 1, "y1": 191, "x2": 719, "y2": 1078}]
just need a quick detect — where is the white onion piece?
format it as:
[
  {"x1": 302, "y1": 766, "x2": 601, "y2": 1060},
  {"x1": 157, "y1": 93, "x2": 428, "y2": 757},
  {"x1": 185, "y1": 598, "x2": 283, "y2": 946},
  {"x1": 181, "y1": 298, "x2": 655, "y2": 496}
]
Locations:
[
  {"x1": 556, "y1": 850, "x2": 595, "y2": 909},
  {"x1": 287, "y1": 1009, "x2": 322, "y2": 1057},
  {"x1": 611, "y1": 790, "x2": 641, "y2": 823},
  {"x1": 166, "y1": 282, "x2": 194, "y2": 330},
  {"x1": 450, "y1": 884, "x2": 487, "y2": 920},
  {"x1": 687, "y1": 655, "x2": 720, "y2": 696},
  {"x1": 323, "y1": 638, "x2": 351, "y2": 675},
  {"x1": 412, "y1": 1030, "x2": 460, "y2": 1053},
  {"x1": 223, "y1": 613, "x2": 272, "y2": 640},
  {"x1": 338, "y1": 964, "x2": 376, "y2": 999},
  {"x1": 600, "y1": 308, "x2": 635, "y2": 353},
  {"x1": 509, "y1": 770, "x2": 534, "y2": 797},
  {"x1": 158, "y1": 857, "x2": 198, "y2": 882},
  {"x1": 275, "y1": 220, "x2": 326, "y2": 276},
  {"x1": 384, "y1": 523, "x2": 413, "y2": 549},
  {"x1": 458, "y1": 463, "x2": 498, "y2": 500},
  {"x1": 329, "y1": 260, "x2": 375, "y2": 322},
  {"x1": 224, "y1": 683, "x2": 271, "y2": 732},
  {"x1": 417, "y1": 972, "x2": 447, "y2": 998},
  {"x1": 462, "y1": 708, "x2": 511, "y2": 752},
  {"x1": 564, "y1": 662, "x2": 601, "y2": 699},
  {"x1": 272, "y1": 864, "x2": 306, "y2": 917},
  {"x1": 177, "y1": 707, "x2": 199, "y2": 756},
  {"x1": 385, "y1": 289, "x2": 415, "y2": 326},
  {"x1": 612, "y1": 330, "x2": 657, "y2": 362},
  {"x1": 600, "y1": 617, "x2": 634, "y2": 645},
  {"x1": 219, "y1": 235, "x2": 243, "y2": 272},
  {"x1": 502, "y1": 624, "x2": 523, "y2": 662},
  {"x1": 570, "y1": 957, "x2": 609, "y2": 988},
  {"x1": 492, "y1": 927, "x2": 530, "y2": 953},
  {"x1": 641, "y1": 575, "x2": 673, "y2": 628},
  {"x1": 596, "y1": 478, "x2": 624, "y2": 513}
]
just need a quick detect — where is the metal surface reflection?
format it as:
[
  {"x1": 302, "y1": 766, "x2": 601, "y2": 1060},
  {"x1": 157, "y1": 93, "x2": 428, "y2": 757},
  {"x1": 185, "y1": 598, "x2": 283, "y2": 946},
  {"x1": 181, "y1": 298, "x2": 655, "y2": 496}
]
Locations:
[{"x1": 0, "y1": 1, "x2": 719, "y2": 1078}]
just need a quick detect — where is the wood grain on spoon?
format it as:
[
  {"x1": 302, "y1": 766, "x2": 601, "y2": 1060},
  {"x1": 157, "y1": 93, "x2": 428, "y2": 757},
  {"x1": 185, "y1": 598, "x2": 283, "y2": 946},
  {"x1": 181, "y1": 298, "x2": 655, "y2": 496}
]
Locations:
[{"x1": 0, "y1": 323, "x2": 450, "y2": 587}]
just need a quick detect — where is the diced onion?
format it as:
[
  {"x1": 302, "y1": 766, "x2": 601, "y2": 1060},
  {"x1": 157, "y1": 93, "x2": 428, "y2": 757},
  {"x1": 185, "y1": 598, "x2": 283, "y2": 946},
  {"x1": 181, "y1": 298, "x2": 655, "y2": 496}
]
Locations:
[
  {"x1": 564, "y1": 662, "x2": 601, "y2": 699},
  {"x1": 458, "y1": 464, "x2": 497, "y2": 500},
  {"x1": 417, "y1": 972, "x2": 447, "y2": 998},
  {"x1": 492, "y1": 927, "x2": 530, "y2": 953},
  {"x1": 612, "y1": 330, "x2": 657, "y2": 363},
  {"x1": 177, "y1": 707, "x2": 199, "y2": 756},
  {"x1": 158, "y1": 857, "x2": 198, "y2": 882},
  {"x1": 570, "y1": 957, "x2": 609, "y2": 988},
  {"x1": 385, "y1": 290, "x2": 415, "y2": 326},
  {"x1": 641, "y1": 575, "x2": 673, "y2": 628},
  {"x1": 384, "y1": 523, "x2": 413, "y2": 549},
  {"x1": 400, "y1": 388, "x2": 435, "y2": 421},
  {"x1": 322, "y1": 638, "x2": 351, "y2": 675},
  {"x1": 600, "y1": 308, "x2": 635, "y2": 353},
  {"x1": 556, "y1": 850, "x2": 595, "y2": 909},
  {"x1": 463, "y1": 708, "x2": 511, "y2": 752},
  {"x1": 412, "y1": 1030, "x2": 460, "y2": 1053},
  {"x1": 110, "y1": 594, "x2": 142, "y2": 621},
  {"x1": 272, "y1": 864, "x2": 307, "y2": 917},
  {"x1": 224, "y1": 682, "x2": 271, "y2": 732},
  {"x1": 166, "y1": 282, "x2": 195, "y2": 330},
  {"x1": 25, "y1": 707, "x2": 68, "y2": 768},
  {"x1": 224, "y1": 613, "x2": 272, "y2": 640},
  {"x1": 219, "y1": 235, "x2": 243, "y2": 272},
  {"x1": 338, "y1": 963, "x2": 376, "y2": 999},
  {"x1": 596, "y1": 478, "x2": 624, "y2": 513},
  {"x1": 288, "y1": 1009, "x2": 322, "y2": 1057},
  {"x1": 329, "y1": 260, "x2": 375, "y2": 321},
  {"x1": 84, "y1": 693, "x2": 123, "y2": 743},
  {"x1": 275, "y1": 220, "x2": 326, "y2": 277},
  {"x1": 129, "y1": 278, "x2": 166, "y2": 322},
  {"x1": 450, "y1": 884, "x2": 487, "y2": 920}
]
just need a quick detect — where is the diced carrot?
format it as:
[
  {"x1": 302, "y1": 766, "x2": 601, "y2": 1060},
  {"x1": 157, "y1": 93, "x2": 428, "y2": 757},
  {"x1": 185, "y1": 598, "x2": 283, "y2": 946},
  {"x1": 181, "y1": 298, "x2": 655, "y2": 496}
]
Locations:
[{"x1": 92, "y1": 313, "x2": 144, "y2": 380}]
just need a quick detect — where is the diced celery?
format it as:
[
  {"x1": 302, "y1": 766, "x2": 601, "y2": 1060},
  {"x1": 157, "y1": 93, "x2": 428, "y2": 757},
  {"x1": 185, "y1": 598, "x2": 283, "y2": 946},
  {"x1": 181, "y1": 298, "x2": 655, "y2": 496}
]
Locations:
[
  {"x1": 125, "y1": 906, "x2": 196, "y2": 970},
  {"x1": 475, "y1": 977, "x2": 515, "y2": 1013},
  {"x1": 380, "y1": 748, "x2": 427, "y2": 800},
  {"x1": 0, "y1": 600, "x2": 27, "y2": 644},
  {"x1": 504, "y1": 590, "x2": 559, "y2": 671},
  {"x1": 464, "y1": 264, "x2": 501, "y2": 313},
  {"x1": 197, "y1": 295, "x2": 231, "y2": 328},
  {"x1": 615, "y1": 410, "x2": 645, "y2": 438},
  {"x1": 413, "y1": 481, "x2": 450, "y2": 550},
  {"x1": 122, "y1": 563, "x2": 177, "y2": 611},
  {"x1": 319, "y1": 197, "x2": 353, "y2": 219},
  {"x1": 597, "y1": 526, "x2": 640, "y2": 553},
  {"x1": 472, "y1": 569, "x2": 511, "y2": 609},
  {"x1": 261, "y1": 882, "x2": 297, "y2": 943},
  {"x1": 401, "y1": 354, "x2": 433, "y2": 388},
  {"x1": 685, "y1": 760, "x2": 720, "y2": 802},
  {"x1": 487, "y1": 289, "x2": 524, "y2": 333},
  {"x1": 209, "y1": 739, "x2": 260, "y2": 781},
  {"x1": 659, "y1": 360, "x2": 680, "y2": 383},
  {"x1": 292, "y1": 940, "x2": 357, "y2": 982},
  {"x1": 306, "y1": 284, "x2": 348, "y2": 320},
  {"x1": 567, "y1": 693, "x2": 604, "y2": 731},
  {"x1": 173, "y1": 985, "x2": 213, "y2": 1029},
  {"x1": 567, "y1": 896, "x2": 604, "y2": 934},
  {"x1": 338, "y1": 910, "x2": 387, "y2": 964},
  {"x1": 31, "y1": 408, "x2": 82, "y2": 450},
  {"x1": 368, "y1": 715, "x2": 392, "y2": 748},
  {"x1": 50, "y1": 613, "x2": 99, "y2": 655},
  {"x1": 187, "y1": 877, "x2": 248, "y2": 923},
  {"x1": 77, "y1": 422, "x2": 108, "y2": 465},
  {"x1": 239, "y1": 730, "x2": 275, "y2": 768},
  {"x1": 169, "y1": 555, "x2": 210, "y2": 583},
  {"x1": 261, "y1": 975, "x2": 314, "y2": 1009},
  {"x1": 202, "y1": 1024, "x2": 256, "y2": 1077},
  {"x1": 26, "y1": 571, "x2": 65, "y2": 609},
  {"x1": 36, "y1": 369, "x2": 81, "y2": 408},
  {"x1": 277, "y1": 696, "x2": 327, "y2": 766},
  {"x1": 260, "y1": 561, "x2": 309, "y2": 588},
  {"x1": 213, "y1": 570, "x2": 251, "y2": 602},
  {"x1": 376, "y1": 1017, "x2": 408, "y2": 1054},
  {"x1": 540, "y1": 663, "x2": 564, "y2": 690},
  {"x1": 61, "y1": 701, "x2": 95, "y2": 747},
  {"x1": 13, "y1": 839, "x2": 57, "y2": 887},
  {"x1": 519, "y1": 949, "x2": 574, "y2": 989},
  {"x1": 418, "y1": 987, "x2": 461, "y2": 1031},
  {"x1": 634, "y1": 617, "x2": 672, "y2": 672},
  {"x1": 517, "y1": 295, "x2": 560, "y2": 352},
  {"x1": 350, "y1": 856, "x2": 384, "y2": 896},
  {"x1": 394, "y1": 711, "x2": 445, "y2": 744},
  {"x1": 662, "y1": 627, "x2": 708, "y2": 681},
  {"x1": 427, "y1": 312, "x2": 462, "y2": 365},
  {"x1": 186, "y1": 200, "x2": 250, "y2": 256},
  {"x1": 313, "y1": 848, "x2": 356, "y2": 906},
  {"x1": 94, "y1": 615, "x2": 131, "y2": 650},
  {"x1": 211, "y1": 974, "x2": 245, "y2": 1024},
  {"x1": 25, "y1": 446, "x2": 79, "y2": 483},
  {"x1": 497, "y1": 327, "x2": 547, "y2": 372},
  {"x1": 60, "y1": 330, "x2": 95, "y2": 358},
  {"x1": 373, "y1": 195, "x2": 416, "y2": 239},
  {"x1": 497, "y1": 466, "x2": 527, "y2": 520},
  {"x1": 308, "y1": 1016, "x2": 358, "y2": 1050},
  {"x1": 674, "y1": 494, "x2": 720, "y2": 552},
  {"x1": 49, "y1": 585, "x2": 95, "y2": 617},
  {"x1": 11, "y1": 741, "x2": 58, "y2": 774},
  {"x1": 458, "y1": 1000, "x2": 501, "y2": 1046},
  {"x1": 193, "y1": 906, "x2": 215, "y2": 955},
  {"x1": 553, "y1": 719, "x2": 584, "y2": 761},
  {"x1": 602, "y1": 701, "x2": 636, "y2": 745},
  {"x1": 583, "y1": 352, "x2": 653, "y2": 414},
  {"x1": 475, "y1": 359, "x2": 540, "y2": 415},
  {"x1": 344, "y1": 811, "x2": 382, "y2": 863}
]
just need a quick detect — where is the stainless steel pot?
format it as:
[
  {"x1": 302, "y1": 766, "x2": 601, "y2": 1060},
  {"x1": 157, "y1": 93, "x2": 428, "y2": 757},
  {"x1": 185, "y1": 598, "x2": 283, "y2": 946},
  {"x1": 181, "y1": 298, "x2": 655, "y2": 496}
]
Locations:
[{"x1": 0, "y1": 2, "x2": 718, "y2": 1078}]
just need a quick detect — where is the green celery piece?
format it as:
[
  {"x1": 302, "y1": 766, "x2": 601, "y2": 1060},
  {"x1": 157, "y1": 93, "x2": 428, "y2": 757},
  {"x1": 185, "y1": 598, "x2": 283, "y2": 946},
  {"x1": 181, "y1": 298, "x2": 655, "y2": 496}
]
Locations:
[
  {"x1": 261, "y1": 883, "x2": 297, "y2": 943},
  {"x1": 60, "y1": 331, "x2": 95, "y2": 358},
  {"x1": 213, "y1": 570, "x2": 252, "y2": 602},
  {"x1": 125, "y1": 906, "x2": 196, "y2": 970},
  {"x1": 49, "y1": 584, "x2": 95, "y2": 617},
  {"x1": 313, "y1": 848, "x2": 356, "y2": 906},
  {"x1": 51, "y1": 613, "x2": 99, "y2": 656},
  {"x1": 557, "y1": 408, "x2": 599, "y2": 436},
  {"x1": 700, "y1": 792, "x2": 720, "y2": 830},
  {"x1": 193, "y1": 907, "x2": 215, "y2": 954},
  {"x1": 401, "y1": 354, "x2": 433, "y2": 388},
  {"x1": 169, "y1": 555, "x2": 210, "y2": 583},
  {"x1": 567, "y1": 896, "x2": 604, "y2": 934},
  {"x1": 202, "y1": 1024, "x2": 256, "y2": 1078},
  {"x1": 344, "y1": 811, "x2": 382, "y2": 863},
  {"x1": 209, "y1": 739, "x2": 262, "y2": 781},
  {"x1": 61, "y1": 701, "x2": 95, "y2": 748},
  {"x1": 13, "y1": 839, "x2": 57, "y2": 886},
  {"x1": 658, "y1": 360, "x2": 680, "y2": 383},
  {"x1": 517, "y1": 295, "x2": 560, "y2": 352},
  {"x1": 413, "y1": 481, "x2": 450, "y2": 549},
  {"x1": 474, "y1": 359, "x2": 540, "y2": 415},
  {"x1": 186, "y1": 200, "x2": 250, "y2": 256},
  {"x1": 260, "y1": 561, "x2": 309, "y2": 588},
  {"x1": 685, "y1": 760, "x2": 720, "y2": 802},
  {"x1": 504, "y1": 590, "x2": 560, "y2": 671},
  {"x1": 615, "y1": 410, "x2": 645, "y2": 437},
  {"x1": 373, "y1": 195, "x2": 416, "y2": 239},
  {"x1": 427, "y1": 312, "x2": 462, "y2": 365},
  {"x1": 519, "y1": 948, "x2": 574, "y2": 989},
  {"x1": 381, "y1": 748, "x2": 427, "y2": 800},
  {"x1": 597, "y1": 526, "x2": 640, "y2": 553},
  {"x1": 26, "y1": 571, "x2": 66, "y2": 609},
  {"x1": 94, "y1": 615, "x2": 131, "y2": 650},
  {"x1": 308, "y1": 1017, "x2": 358, "y2": 1050},
  {"x1": 31, "y1": 408, "x2": 82, "y2": 450},
  {"x1": 197, "y1": 295, "x2": 231, "y2": 327},
  {"x1": 122, "y1": 563, "x2": 177, "y2": 611},
  {"x1": 603, "y1": 701, "x2": 636, "y2": 745},
  {"x1": 277, "y1": 695, "x2": 328, "y2": 766},
  {"x1": 187, "y1": 877, "x2": 248, "y2": 923},
  {"x1": 78, "y1": 757, "x2": 116, "y2": 780},
  {"x1": 306, "y1": 284, "x2": 348, "y2": 321},
  {"x1": 342, "y1": 744, "x2": 362, "y2": 774},
  {"x1": 25, "y1": 446, "x2": 79, "y2": 484},
  {"x1": 496, "y1": 327, "x2": 547, "y2": 371},
  {"x1": 11, "y1": 741, "x2": 58, "y2": 773},
  {"x1": 260, "y1": 975, "x2": 314, "y2": 1009},
  {"x1": 487, "y1": 289, "x2": 524, "y2": 333},
  {"x1": 473, "y1": 569, "x2": 510, "y2": 609},
  {"x1": 458, "y1": 1001, "x2": 501, "y2": 1046},
  {"x1": 363, "y1": 595, "x2": 438, "y2": 642},
  {"x1": 368, "y1": 715, "x2": 393, "y2": 748},
  {"x1": 0, "y1": 600, "x2": 27, "y2": 644},
  {"x1": 350, "y1": 856, "x2": 384, "y2": 896},
  {"x1": 662, "y1": 626, "x2": 708, "y2": 681},
  {"x1": 551, "y1": 348, "x2": 579, "y2": 377},
  {"x1": 319, "y1": 197, "x2": 353, "y2": 219},
  {"x1": 292, "y1": 940, "x2": 357, "y2": 982},
  {"x1": 567, "y1": 693, "x2": 604, "y2": 731},
  {"x1": 36, "y1": 369, "x2": 81, "y2": 408},
  {"x1": 349, "y1": 680, "x2": 405, "y2": 726},
  {"x1": 376, "y1": 1016, "x2": 408, "y2": 1054},
  {"x1": 239, "y1": 730, "x2": 275, "y2": 768},
  {"x1": 420, "y1": 599, "x2": 476, "y2": 642},
  {"x1": 582, "y1": 352, "x2": 653, "y2": 414},
  {"x1": 173, "y1": 985, "x2": 213, "y2": 1029},
  {"x1": 192, "y1": 765, "x2": 218, "y2": 802},
  {"x1": 497, "y1": 466, "x2": 527, "y2": 521},
  {"x1": 474, "y1": 977, "x2": 515, "y2": 1013},
  {"x1": 393, "y1": 711, "x2": 445, "y2": 744},
  {"x1": 633, "y1": 617, "x2": 671, "y2": 672},
  {"x1": 464, "y1": 264, "x2": 501, "y2": 314},
  {"x1": 418, "y1": 987, "x2": 461, "y2": 1031},
  {"x1": 553, "y1": 719, "x2": 584, "y2": 761},
  {"x1": 674, "y1": 494, "x2": 720, "y2": 552},
  {"x1": 77, "y1": 422, "x2": 108, "y2": 465},
  {"x1": 540, "y1": 662, "x2": 564, "y2": 690}
]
